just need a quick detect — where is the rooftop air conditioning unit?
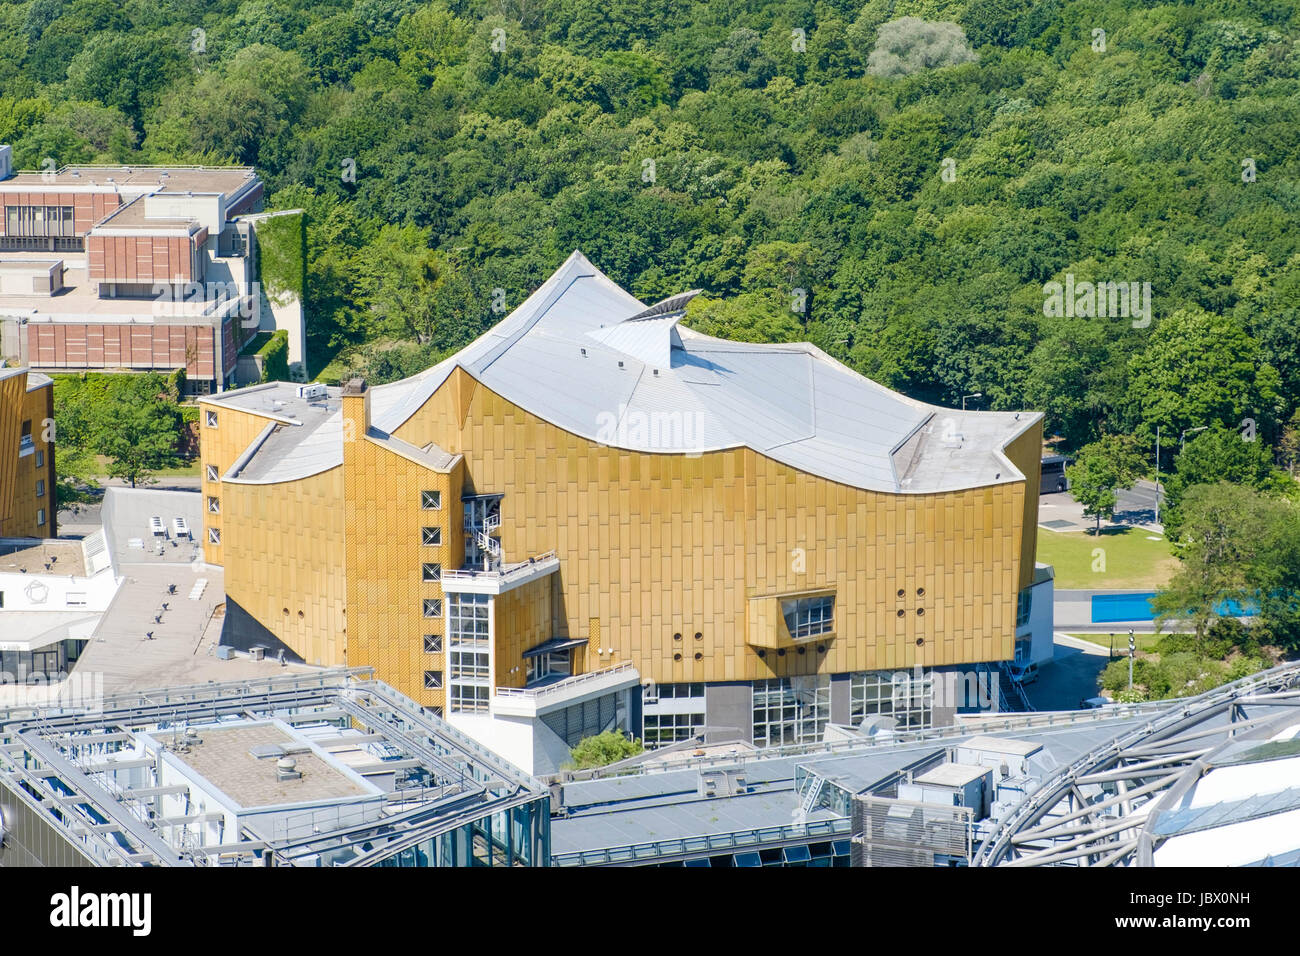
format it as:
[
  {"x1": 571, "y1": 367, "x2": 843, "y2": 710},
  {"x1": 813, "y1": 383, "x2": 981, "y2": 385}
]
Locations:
[{"x1": 297, "y1": 383, "x2": 327, "y2": 400}]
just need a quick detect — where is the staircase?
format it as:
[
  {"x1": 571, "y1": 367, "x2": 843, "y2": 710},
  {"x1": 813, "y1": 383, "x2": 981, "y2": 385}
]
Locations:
[{"x1": 998, "y1": 663, "x2": 1035, "y2": 713}]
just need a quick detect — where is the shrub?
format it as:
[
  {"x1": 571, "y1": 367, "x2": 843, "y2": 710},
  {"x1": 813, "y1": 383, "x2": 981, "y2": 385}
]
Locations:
[{"x1": 566, "y1": 731, "x2": 643, "y2": 770}]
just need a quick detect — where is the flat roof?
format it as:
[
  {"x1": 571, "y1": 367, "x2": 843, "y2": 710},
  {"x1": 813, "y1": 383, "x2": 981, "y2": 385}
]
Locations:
[
  {"x1": 0, "y1": 263, "x2": 230, "y2": 323},
  {"x1": 92, "y1": 196, "x2": 202, "y2": 232},
  {"x1": 0, "y1": 539, "x2": 86, "y2": 576},
  {"x1": 915, "y1": 762, "x2": 990, "y2": 787},
  {"x1": 153, "y1": 721, "x2": 375, "y2": 809},
  {"x1": 1, "y1": 164, "x2": 258, "y2": 199}
]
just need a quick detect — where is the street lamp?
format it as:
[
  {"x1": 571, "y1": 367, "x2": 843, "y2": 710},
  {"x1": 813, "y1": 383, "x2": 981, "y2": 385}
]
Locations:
[
  {"x1": 1180, "y1": 425, "x2": 1208, "y2": 455},
  {"x1": 962, "y1": 392, "x2": 982, "y2": 411}
]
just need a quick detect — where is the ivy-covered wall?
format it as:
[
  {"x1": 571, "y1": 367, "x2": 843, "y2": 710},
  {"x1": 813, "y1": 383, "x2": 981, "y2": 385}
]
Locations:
[
  {"x1": 254, "y1": 211, "x2": 306, "y2": 303},
  {"x1": 258, "y1": 329, "x2": 290, "y2": 383}
]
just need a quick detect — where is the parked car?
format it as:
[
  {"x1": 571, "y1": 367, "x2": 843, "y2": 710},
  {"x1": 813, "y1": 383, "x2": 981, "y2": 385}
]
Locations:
[
  {"x1": 1008, "y1": 661, "x2": 1038, "y2": 685},
  {"x1": 1079, "y1": 696, "x2": 1111, "y2": 710}
]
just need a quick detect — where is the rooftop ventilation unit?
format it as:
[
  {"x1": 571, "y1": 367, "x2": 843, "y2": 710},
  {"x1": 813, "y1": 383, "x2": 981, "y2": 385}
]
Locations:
[
  {"x1": 276, "y1": 757, "x2": 301, "y2": 781},
  {"x1": 297, "y1": 383, "x2": 327, "y2": 400}
]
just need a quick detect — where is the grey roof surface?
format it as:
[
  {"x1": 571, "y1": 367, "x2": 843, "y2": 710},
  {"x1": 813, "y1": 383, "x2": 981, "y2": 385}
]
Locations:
[
  {"x1": 206, "y1": 252, "x2": 1040, "y2": 492},
  {"x1": 553, "y1": 715, "x2": 1153, "y2": 856}
]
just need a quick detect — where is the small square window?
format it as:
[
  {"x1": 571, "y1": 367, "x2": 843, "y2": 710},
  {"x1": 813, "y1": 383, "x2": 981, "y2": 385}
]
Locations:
[
  {"x1": 206, "y1": 464, "x2": 219, "y2": 482},
  {"x1": 205, "y1": 410, "x2": 218, "y2": 428},
  {"x1": 421, "y1": 490, "x2": 442, "y2": 510},
  {"x1": 423, "y1": 634, "x2": 442, "y2": 653},
  {"x1": 423, "y1": 598, "x2": 442, "y2": 618},
  {"x1": 36, "y1": 508, "x2": 45, "y2": 526},
  {"x1": 428, "y1": 706, "x2": 444, "y2": 718},
  {"x1": 422, "y1": 563, "x2": 441, "y2": 582},
  {"x1": 424, "y1": 670, "x2": 443, "y2": 689},
  {"x1": 422, "y1": 526, "x2": 441, "y2": 546},
  {"x1": 208, "y1": 527, "x2": 221, "y2": 544},
  {"x1": 35, "y1": 450, "x2": 44, "y2": 468},
  {"x1": 207, "y1": 496, "x2": 220, "y2": 514},
  {"x1": 35, "y1": 479, "x2": 44, "y2": 498}
]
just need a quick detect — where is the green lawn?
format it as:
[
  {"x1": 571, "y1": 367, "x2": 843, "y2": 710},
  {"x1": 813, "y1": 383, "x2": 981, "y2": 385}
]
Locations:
[
  {"x1": 1037, "y1": 526, "x2": 1180, "y2": 589},
  {"x1": 1067, "y1": 632, "x2": 1164, "y2": 654},
  {"x1": 91, "y1": 455, "x2": 199, "y2": 479}
]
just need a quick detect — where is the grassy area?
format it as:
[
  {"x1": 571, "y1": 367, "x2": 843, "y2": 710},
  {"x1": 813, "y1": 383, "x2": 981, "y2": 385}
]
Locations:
[
  {"x1": 1067, "y1": 633, "x2": 1164, "y2": 654},
  {"x1": 1037, "y1": 526, "x2": 1180, "y2": 589},
  {"x1": 92, "y1": 455, "x2": 199, "y2": 479}
]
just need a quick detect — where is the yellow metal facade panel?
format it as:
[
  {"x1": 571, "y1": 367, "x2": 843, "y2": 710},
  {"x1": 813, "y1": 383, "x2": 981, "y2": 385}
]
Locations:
[
  {"x1": 207, "y1": 369, "x2": 1035, "y2": 704},
  {"x1": 0, "y1": 376, "x2": 55, "y2": 538}
]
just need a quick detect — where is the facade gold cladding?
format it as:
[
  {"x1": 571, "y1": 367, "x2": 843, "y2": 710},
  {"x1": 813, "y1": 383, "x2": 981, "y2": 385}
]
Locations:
[
  {"x1": 0, "y1": 372, "x2": 55, "y2": 538},
  {"x1": 342, "y1": 386, "x2": 461, "y2": 710},
  {"x1": 392, "y1": 373, "x2": 1038, "y2": 684},
  {"x1": 202, "y1": 367, "x2": 1040, "y2": 707},
  {"x1": 1001, "y1": 421, "x2": 1043, "y2": 591},
  {"x1": 221, "y1": 465, "x2": 348, "y2": 666},
  {"x1": 199, "y1": 404, "x2": 282, "y2": 564},
  {"x1": 493, "y1": 575, "x2": 557, "y2": 689}
]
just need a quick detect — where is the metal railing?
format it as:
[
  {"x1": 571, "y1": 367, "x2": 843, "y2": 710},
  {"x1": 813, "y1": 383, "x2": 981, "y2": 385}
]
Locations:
[
  {"x1": 495, "y1": 662, "x2": 636, "y2": 701},
  {"x1": 442, "y1": 551, "x2": 558, "y2": 582}
]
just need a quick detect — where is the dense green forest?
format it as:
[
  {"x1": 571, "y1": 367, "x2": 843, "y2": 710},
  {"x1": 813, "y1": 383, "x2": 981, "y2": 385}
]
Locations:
[{"x1": 3, "y1": 0, "x2": 1300, "y2": 465}]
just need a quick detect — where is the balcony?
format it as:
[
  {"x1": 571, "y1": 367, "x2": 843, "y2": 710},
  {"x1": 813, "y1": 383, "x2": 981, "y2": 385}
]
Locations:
[
  {"x1": 441, "y1": 551, "x2": 559, "y2": 595},
  {"x1": 491, "y1": 662, "x2": 640, "y2": 718}
]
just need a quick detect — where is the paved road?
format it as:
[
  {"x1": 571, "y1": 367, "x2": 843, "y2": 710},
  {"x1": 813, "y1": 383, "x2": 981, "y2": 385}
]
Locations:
[
  {"x1": 1038, "y1": 480, "x2": 1164, "y2": 534},
  {"x1": 1024, "y1": 635, "x2": 1113, "y2": 710},
  {"x1": 1114, "y1": 479, "x2": 1165, "y2": 527}
]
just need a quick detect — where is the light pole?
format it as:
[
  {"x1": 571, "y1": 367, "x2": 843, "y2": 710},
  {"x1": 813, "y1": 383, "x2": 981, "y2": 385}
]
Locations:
[
  {"x1": 1128, "y1": 629, "x2": 1136, "y2": 691},
  {"x1": 962, "y1": 392, "x2": 982, "y2": 411},
  {"x1": 1180, "y1": 425, "x2": 1207, "y2": 455},
  {"x1": 1154, "y1": 425, "x2": 1160, "y2": 525}
]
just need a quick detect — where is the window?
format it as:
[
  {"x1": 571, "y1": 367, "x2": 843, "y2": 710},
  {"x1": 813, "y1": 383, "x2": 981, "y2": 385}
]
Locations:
[
  {"x1": 206, "y1": 464, "x2": 219, "y2": 482},
  {"x1": 35, "y1": 479, "x2": 44, "y2": 498},
  {"x1": 447, "y1": 592, "x2": 489, "y2": 643},
  {"x1": 643, "y1": 713, "x2": 703, "y2": 748},
  {"x1": 19, "y1": 420, "x2": 33, "y2": 454},
  {"x1": 850, "y1": 670, "x2": 933, "y2": 730},
  {"x1": 526, "y1": 650, "x2": 571, "y2": 684},
  {"x1": 450, "y1": 650, "x2": 490, "y2": 680},
  {"x1": 449, "y1": 683, "x2": 489, "y2": 714},
  {"x1": 781, "y1": 595, "x2": 835, "y2": 640},
  {"x1": 36, "y1": 508, "x2": 45, "y2": 526},
  {"x1": 423, "y1": 598, "x2": 443, "y2": 618},
  {"x1": 1016, "y1": 588, "x2": 1032, "y2": 628},
  {"x1": 421, "y1": 490, "x2": 442, "y2": 510},
  {"x1": 208, "y1": 528, "x2": 221, "y2": 544},
  {"x1": 423, "y1": 634, "x2": 442, "y2": 653},
  {"x1": 5, "y1": 205, "x2": 75, "y2": 238},
  {"x1": 423, "y1": 670, "x2": 443, "y2": 689},
  {"x1": 35, "y1": 450, "x2": 43, "y2": 468},
  {"x1": 205, "y1": 410, "x2": 218, "y2": 428},
  {"x1": 421, "y1": 526, "x2": 441, "y2": 546},
  {"x1": 207, "y1": 496, "x2": 220, "y2": 514},
  {"x1": 752, "y1": 676, "x2": 830, "y2": 747},
  {"x1": 421, "y1": 563, "x2": 441, "y2": 582}
]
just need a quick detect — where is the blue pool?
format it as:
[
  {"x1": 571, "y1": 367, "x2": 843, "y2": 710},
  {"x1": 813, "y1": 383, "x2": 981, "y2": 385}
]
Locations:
[{"x1": 1090, "y1": 593, "x2": 1259, "y2": 623}]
